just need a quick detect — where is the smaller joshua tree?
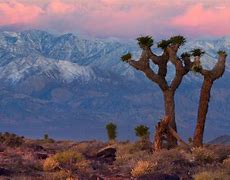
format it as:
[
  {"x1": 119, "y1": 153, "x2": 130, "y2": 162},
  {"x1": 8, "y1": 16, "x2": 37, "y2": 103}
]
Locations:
[
  {"x1": 135, "y1": 125, "x2": 150, "y2": 140},
  {"x1": 44, "y1": 134, "x2": 49, "y2": 140},
  {"x1": 106, "y1": 123, "x2": 117, "y2": 141},
  {"x1": 192, "y1": 50, "x2": 227, "y2": 147},
  {"x1": 135, "y1": 125, "x2": 150, "y2": 150}
]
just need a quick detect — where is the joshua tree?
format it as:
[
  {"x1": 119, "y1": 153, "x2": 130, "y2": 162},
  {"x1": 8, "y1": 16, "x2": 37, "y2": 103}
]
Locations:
[
  {"x1": 135, "y1": 125, "x2": 150, "y2": 150},
  {"x1": 121, "y1": 36, "x2": 193, "y2": 147},
  {"x1": 44, "y1": 133, "x2": 49, "y2": 140},
  {"x1": 106, "y1": 122, "x2": 117, "y2": 141},
  {"x1": 192, "y1": 50, "x2": 227, "y2": 147},
  {"x1": 135, "y1": 125, "x2": 150, "y2": 139},
  {"x1": 135, "y1": 125, "x2": 149, "y2": 138}
]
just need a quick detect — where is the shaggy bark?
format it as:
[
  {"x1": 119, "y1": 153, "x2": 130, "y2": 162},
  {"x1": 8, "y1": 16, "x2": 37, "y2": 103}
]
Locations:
[
  {"x1": 154, "y1": 116, "x2": 189, "y2": 151},
  {"x1": 193, "y1": 54, "x2": 227, "y2": 147}
]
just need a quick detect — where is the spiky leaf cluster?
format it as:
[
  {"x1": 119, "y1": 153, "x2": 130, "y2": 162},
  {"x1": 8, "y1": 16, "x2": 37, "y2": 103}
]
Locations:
[
  {"x1": 158, "y1": 35, "x2": 186, "y2": 50},
  {"x1": 181, "y1": 52, "x2": 191, "y2": 59},
  {"x1": 218, "y1": 50, "x2": 227, "y2": 57},
  {"x1": 136, "y1": 36, "x2": 154, "y2": 48},
  {"x1": 157, "y1": 39, "x2": 171, "y2": 50},
  {"x1": 191, "y1": 49, "x2": 205, "y2": 57},
  {"x1": 135, "y1": 125, "x2": 149, "y2": 138},
  {"x1": 121, "y1": 52, "x2": 132, "y2": 62},
  {"x1": 170, "y1": 35, "x2": 186, "y2": 46}
]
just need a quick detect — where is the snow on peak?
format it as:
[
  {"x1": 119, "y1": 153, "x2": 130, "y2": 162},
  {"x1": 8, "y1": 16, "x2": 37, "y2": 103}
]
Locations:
[{"x1": 0, "y1": 55, "x2": 95, "y2": 83}]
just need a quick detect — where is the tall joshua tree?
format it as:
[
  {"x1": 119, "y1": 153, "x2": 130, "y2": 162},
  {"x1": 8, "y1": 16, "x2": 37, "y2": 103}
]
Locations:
[
  {"x1": 121, "y1": 36, "x2": 193, "y2": 147},
  {"x1": 192, "y1": 50, "x2": 227, "y2": 147}
]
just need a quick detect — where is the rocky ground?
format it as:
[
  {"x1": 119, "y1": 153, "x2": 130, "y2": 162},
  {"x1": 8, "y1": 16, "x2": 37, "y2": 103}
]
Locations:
[{"x1": 0, "y1": 133, "x2": 230, "y2": 179}]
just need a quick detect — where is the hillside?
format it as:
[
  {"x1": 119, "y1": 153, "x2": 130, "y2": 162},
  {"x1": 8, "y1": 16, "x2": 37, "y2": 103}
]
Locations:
[{"x1": 0, "y1": 133, "x2": 230, "y2": 179}]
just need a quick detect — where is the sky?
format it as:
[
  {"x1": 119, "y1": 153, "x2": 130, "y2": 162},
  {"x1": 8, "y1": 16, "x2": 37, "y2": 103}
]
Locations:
[{"x1": 0, "y1": 0, "x2": 229, "y2": 38}]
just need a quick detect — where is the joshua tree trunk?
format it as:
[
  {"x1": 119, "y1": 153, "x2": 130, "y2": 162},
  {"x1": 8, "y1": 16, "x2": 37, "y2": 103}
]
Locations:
[
  {"x1": 154, "y1": 116, "x2": 189, "y2": 151},
  {"x1": 163, "y1": 90, "x2": 177, "y2": 146},
  {"x1": 193, "y1": 79, "x2": 213, "y2": 147},
  {"x1": 193, "y1": 51, "x2": 227, "y2": 147}
]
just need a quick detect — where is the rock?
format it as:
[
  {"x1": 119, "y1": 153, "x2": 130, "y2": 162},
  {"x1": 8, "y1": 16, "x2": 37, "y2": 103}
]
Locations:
[
  {"x1": 137, "y1": 173, "x2": 180, "y2": 180},
  {"x1": 26, "y1": 144, "x2": 45, "y2": 151},
  {"x1": 35, "y1": 152, "x2": 48, "y2": 159},
  {"x1": 89, "y1": 174, "x2": 104, "y2": 180},
  {"x1": 0, "y1": 167, "x2": 12, "y2": 176},
  {"x1": 96, "y1": 147, "x2": 116, "y2": 164}
]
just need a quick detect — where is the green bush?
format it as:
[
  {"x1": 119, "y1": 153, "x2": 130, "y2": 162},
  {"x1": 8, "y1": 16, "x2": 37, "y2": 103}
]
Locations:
[{"x1": 106, "y1": 123, "x2": 117, "y2": 141}]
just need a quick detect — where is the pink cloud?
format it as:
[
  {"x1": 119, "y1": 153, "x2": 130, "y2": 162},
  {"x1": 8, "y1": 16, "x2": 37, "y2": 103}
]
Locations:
[
  {"x1": 171, "y1": 3, "x2": 230, "y2": 36},
  {"x1": 0, "y1": 1, "x2": 43, "y2": 26},
  {"x1": 47, "y1": 0, "x2": 76, "y2": 14},
  {"x1": 0, "y1": 0, "x2": 229, "y2": 38}
]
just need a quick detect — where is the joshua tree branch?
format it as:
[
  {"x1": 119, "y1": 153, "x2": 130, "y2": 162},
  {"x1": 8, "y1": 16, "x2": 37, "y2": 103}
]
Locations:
[
  {"x1": 167, "y1": 46, "x2": 192, "y2": 91},
  {"x1": 200, "y1": 55, "x2": 226, "y2": 80},
  {"x1": 129, "y1": 59, "x2": 168, "y2": 91}
]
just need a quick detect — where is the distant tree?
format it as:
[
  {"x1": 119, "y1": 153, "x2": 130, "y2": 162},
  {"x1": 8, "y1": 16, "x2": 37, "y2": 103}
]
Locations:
[
  {"x1": 192, "y1": 50, "x2": 227, "y2": 147},
  {"x1": 121, "y1": 35, "x2": 193, "y2": 147},
  {"x1": 44, "y1": 133, "x2": 49, "y2": 140},
  {"x1": 106, "y1": 123, "x2": 117, "y2": 141},
  {"x1": 135, "y1": 125, "x2": 150, "y2": 140}
]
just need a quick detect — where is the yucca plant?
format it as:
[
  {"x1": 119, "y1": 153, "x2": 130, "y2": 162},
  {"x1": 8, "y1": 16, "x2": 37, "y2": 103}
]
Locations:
[
  {"x1": 106, "y1": 122, "x2": 117, "y2": 141},
  {"x1": 218, "y1": 50, "x2": 227, "y2": 57},
  {"x1": 136, "y1": 36, "x2": 154, "y2": 48},
  {"x1": 170, "y1": 35, "x2": 186, "y2": 46},
  {"x1": 181, "y1": 52, "x2": 191, "y2": 59},
  {"x1": 157, "y1": 39, "x2": 171, "y2": 50},
  {"x1": 135, "y1": 125, "x2": 150, "y2": 139},
  {"x1": 191, "y1": 48, "x2": 205, "y2": 57},
  {"x1": 121, "y1": 52, "x2": 132, "y2": 62}
]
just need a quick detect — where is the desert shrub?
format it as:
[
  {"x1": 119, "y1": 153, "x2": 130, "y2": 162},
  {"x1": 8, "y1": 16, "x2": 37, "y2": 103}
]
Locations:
[
  {"x1": 43, "y1": 150, "x2": 85, "y2": 178},
  {"x1": 43, "y1": 157, "x2": 59, "y2": 171},
  {"x1": 192, "y1": 147, "x2": 217, "y2": 163},
  {"x1": 75, "y1": 159, "x2": 92, "y2": 173},
  {"x1": 131, "y1": 160, "x2": 152, "y2": 177},
  {"x1": 0, "y1": 132, "x2": 24, "y2": 147},
  {"x1": 194, "y1": 170, "x2": 229, "y2": 180},
  {"x1": 151, "y1": 149, "x2": 191, "y2": 175},
  {"x1": 223, "y1": 157, "x2": 230, "y2": 170},
  {"x1": 210, "y1": 145, "x2": 230, "y2": 162},
  {"x1": 47, "y1": 170, "x2": 70, "y2": 180},
  {"x1": 114, "y1": 142, "x2": 152, "y2": 174},
  {"x1": 106, "y1": 123, "x2": 117, "y2": 141}
]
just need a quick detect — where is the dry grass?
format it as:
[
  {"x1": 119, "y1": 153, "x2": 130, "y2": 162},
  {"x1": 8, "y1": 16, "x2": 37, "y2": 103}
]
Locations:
[
  {"x1": 223, "y1": 157, "x2": 230, "y2": 170},
  {"x1": 131, "y1": 160, "x2": 153, "y2": 177},
  {"x1": 194, "y1": 170, "x2": 229, "y2": 180},
  {"x1": 191, "y1": 147, "x2": 217, "y2": 163}
]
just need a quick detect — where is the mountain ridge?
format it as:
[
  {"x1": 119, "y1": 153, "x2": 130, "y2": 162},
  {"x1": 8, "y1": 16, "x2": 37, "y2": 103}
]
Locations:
[{"x1": 0, "y1": 29, "x2": 229, "y2": 141}]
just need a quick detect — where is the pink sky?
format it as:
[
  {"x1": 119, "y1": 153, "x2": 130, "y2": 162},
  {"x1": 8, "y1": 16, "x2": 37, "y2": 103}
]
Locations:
[{"x1": 0, "y1": 0, "x2": 229, "y2": 38}]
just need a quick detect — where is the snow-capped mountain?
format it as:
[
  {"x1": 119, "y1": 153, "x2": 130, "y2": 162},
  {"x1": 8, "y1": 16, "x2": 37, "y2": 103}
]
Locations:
[
  {"x1": 0, "y1": 30, "x2": 229, "y2": 141},
  {"x1": 0, "y1": 30, "x2": 229, "y2": 84},
  {"x1": 0, "y1": 55, "x2": 95, "y2": 83}
]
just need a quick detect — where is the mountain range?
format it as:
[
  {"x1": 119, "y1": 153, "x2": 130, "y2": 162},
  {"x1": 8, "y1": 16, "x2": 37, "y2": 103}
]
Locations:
[{"x1": 0, "y1": 30, "x2": 229, "y2": 141}]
